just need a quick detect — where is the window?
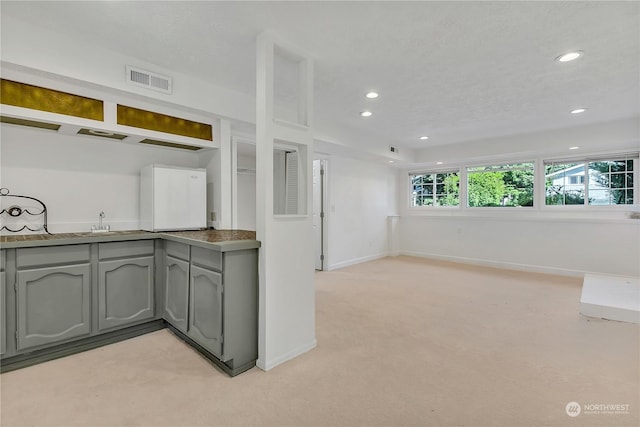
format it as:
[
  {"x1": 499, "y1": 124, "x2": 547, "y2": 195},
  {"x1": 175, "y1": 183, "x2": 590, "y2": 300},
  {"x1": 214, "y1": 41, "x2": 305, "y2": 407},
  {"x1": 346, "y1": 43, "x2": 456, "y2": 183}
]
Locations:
[
  {"x1": 466, "y1": 162, "x2": 534, "y2": 207},
  {"x1": 569, "y1": 175, "x2": 585, "y2": 185},
  {"x1": 545, "y1": 156, "x2": 637, "y2": 206},
  {"x1": 410, "y1": 171, "x2": 459, "y2": 207}
]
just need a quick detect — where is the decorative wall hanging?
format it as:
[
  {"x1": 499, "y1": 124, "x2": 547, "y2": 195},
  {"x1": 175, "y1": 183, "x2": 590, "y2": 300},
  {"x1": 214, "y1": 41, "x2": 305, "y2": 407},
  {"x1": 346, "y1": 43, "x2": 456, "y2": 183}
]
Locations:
[{"x1": 0, "y1": 187, "x2": 51, "y2": 234}]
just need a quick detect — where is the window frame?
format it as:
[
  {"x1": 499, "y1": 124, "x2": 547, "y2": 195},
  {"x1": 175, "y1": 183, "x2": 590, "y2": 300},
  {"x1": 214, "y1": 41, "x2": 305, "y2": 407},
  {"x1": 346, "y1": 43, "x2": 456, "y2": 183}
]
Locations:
[
  {"x1": 465, "y1": 161, "x2": 536, "y2": 209},
  {"x1": 408, "y1": 169, "x2": 461, "y2": 209},
  {"x1": 543, "y1": 155, "x2": 638, "y2": 209},
  {"x1": 404, "y1": 151, "x2": 639, "y2": 217}
]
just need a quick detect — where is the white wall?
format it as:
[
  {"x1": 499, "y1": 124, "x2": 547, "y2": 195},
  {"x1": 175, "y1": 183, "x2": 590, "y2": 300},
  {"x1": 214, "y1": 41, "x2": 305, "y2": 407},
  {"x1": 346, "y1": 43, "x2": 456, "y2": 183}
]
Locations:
[
  {"x1": 1, "y1": 124, "x2": 200, "y2": 233},
  {"x1": 325, "y1": 156, "x2": 399, "y2": 270},
  {"x1": 400, "y1": 121, "x2": 640, "y2": 277},
  {"x1": 400, "y1": 215, "x2": 640, "y2": 277},
  {"x1": 236, "y1": 154, "x2": 256, "y2": 230},
  {"x1": 230, "y1": 152, "x2": 401, "y2": 262}
]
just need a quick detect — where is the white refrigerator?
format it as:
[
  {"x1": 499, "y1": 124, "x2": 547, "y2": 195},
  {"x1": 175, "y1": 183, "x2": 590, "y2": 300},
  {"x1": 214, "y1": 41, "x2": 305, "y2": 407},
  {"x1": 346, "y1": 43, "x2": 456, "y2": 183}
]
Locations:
[{"x1": 140, "y1": 164, "x2": 207, "y2": 231}]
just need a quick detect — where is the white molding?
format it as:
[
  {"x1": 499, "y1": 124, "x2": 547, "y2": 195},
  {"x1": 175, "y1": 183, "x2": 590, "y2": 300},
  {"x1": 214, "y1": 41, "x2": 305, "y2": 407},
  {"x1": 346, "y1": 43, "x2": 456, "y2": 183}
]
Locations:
[
  {"x1": 328, "y1": 252, "x2": 389, "y2": 271},
  {"x1": 273, "y1": 118, "x2": 310, "y2": 131},
  {"x1": 400, "y1": 250, "x2": 586, "y2": 277},
  {"x1": 400, "y1": 212, "x2": 640, "y2": 225},
  {"x1": 323, "y1": 250, "x2": 593, "y2": 277},
  {"x1": 256, "y1": 339, "x2": 317, "y2": 371}
]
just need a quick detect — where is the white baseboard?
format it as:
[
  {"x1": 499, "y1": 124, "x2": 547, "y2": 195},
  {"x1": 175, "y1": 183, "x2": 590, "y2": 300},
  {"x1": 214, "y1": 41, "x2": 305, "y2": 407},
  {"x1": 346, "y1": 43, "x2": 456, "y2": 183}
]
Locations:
[
  {"x1": 400, "y1": 250, "x2": 585, "y2": 277},
  {"x1": 256, "y1": 339, "x2": 317, "y2": 371},
  {"x1": 327, "y1": 252, "x2": 388, "y2": 271}
]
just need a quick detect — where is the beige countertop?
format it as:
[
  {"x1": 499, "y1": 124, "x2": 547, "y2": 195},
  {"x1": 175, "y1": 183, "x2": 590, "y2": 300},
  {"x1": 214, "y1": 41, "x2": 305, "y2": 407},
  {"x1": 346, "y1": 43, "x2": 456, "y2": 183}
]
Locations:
[
  {"x1": 164, "y1": 230, "x2": 256, "y2": 243},
  {"x1": 0, "y1": 229, "x2": 259, "y2": 251},
  {"x1": 162, "y1": 230, "x2": 259, "y2": 251}
]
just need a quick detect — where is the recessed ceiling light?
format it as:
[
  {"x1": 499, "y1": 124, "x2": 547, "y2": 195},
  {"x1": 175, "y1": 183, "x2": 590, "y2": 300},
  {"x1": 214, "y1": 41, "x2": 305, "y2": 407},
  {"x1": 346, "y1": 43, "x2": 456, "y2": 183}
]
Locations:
[
  {"x1": 365, "y1": 91, "x2": 379, "y2": 99},
  {"x1": 388, "y1": 160, "x2": 394, "y2": 163},
  {"x1": 556, "y1": 51, "x2": 583, "y2": 62},
  {"x1": 419, "y1": 136, "x2": 429, "y2": 140},
  {"x1": 436, "y1": 161, "x2": 443, "y2": 165},
  {"x1": 569, "y1": 146, "x2": 580, "y2": 150},
  {"x1": 571, "y1": 108, "x2": 587, "y2": 114},
  {"x1": 360, "y1": 111, "x2": 372, "y2": 117}
]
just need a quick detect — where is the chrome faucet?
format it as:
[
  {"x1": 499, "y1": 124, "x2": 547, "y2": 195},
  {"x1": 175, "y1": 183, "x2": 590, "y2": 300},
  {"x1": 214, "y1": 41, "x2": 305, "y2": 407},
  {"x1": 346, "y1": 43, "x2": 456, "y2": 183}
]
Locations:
[{"x1": 92, "y1": 211, "x2": 110, "y2": 233}]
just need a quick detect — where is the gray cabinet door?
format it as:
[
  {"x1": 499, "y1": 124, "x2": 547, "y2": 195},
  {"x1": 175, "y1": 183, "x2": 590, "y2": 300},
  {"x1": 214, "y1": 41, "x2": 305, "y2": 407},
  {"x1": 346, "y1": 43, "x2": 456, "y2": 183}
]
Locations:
[
  {"x1": 164, "y1": 256, "x2": 189, "y2": 333},
  {"x1": 98, "y1": 256, "x2": 154, "y2": 331},
  {"x1": 188, "y1": 265, "x2": 223, "y2": 357},
  {"x1": 0, "y1": 271, "x2": 5, "y2": 355},
  {"x1": 17, "y1": 264, "x2": 91, "y2": 350}
]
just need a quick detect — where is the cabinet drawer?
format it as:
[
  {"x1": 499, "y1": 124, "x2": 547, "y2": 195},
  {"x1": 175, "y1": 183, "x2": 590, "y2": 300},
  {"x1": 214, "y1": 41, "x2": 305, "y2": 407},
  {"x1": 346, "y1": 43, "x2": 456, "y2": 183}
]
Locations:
[
  {"x1": 17, "y1": 245, "x2": 90, "y2": 268},
  {"x1": 166, "y1": 241, "x2": 189, "y2": 261},
  {"x1": 191, "y1": 246, "x2": 222, "y2": 272},
  {"x1": 99, "y1": 240, "x2": 154, "y2": 260}
]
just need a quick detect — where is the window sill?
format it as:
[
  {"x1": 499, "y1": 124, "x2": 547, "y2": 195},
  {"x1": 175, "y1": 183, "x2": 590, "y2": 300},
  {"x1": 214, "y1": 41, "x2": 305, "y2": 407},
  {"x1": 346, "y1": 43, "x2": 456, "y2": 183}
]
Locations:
[{"x1": 403, "y1": 207, "x2": 640, "y2": 225}]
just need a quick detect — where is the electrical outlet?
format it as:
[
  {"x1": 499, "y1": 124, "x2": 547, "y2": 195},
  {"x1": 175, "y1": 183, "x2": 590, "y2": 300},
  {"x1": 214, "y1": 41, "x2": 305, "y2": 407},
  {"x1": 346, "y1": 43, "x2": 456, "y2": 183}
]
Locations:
[{"x1": 210, "y1": 212, "x2": 216, "y2": 221}]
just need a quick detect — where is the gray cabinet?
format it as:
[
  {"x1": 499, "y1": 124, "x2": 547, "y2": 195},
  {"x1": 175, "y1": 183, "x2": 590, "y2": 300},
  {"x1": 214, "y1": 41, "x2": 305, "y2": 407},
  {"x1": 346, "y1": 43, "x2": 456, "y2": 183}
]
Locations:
[
  {"x1": 164, "y1": 255, "x2": 189, "y2": 333},
  {"x1": 16, "y1": 263, "x2": 91, "y2": 350},
  {"x1": 98, "y1": 242, "x2": 155, "y2": 331},
  {"x1": 188, "y1": 265, "x2": 223, "y2": 357},
  {"x1": 174, "y1": 244, "x2": 258, "y2": 375},
  {"x1": 215, "y1": 249, "x2": 258, "y2": 371},
  {"x1": 2, "y1": 234, "x2": 258, "y2": 376},
  {"x1": 15, "y1": 245, "x2": 92, "y2": 351}
]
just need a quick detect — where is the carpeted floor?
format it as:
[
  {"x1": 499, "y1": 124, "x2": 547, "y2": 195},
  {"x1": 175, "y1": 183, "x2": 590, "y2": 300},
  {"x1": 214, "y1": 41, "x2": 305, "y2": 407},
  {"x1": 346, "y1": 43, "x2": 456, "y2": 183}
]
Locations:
[{"x1": 1, "y1": 256, "x2": 638, "y2": 427}]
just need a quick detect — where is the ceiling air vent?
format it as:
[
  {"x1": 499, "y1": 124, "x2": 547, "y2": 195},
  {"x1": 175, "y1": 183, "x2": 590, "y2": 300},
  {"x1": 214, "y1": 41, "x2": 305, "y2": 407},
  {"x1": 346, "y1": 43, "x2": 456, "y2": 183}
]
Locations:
[{"x1": 126, "y1": 66, "x2": 172, "y2": 94}]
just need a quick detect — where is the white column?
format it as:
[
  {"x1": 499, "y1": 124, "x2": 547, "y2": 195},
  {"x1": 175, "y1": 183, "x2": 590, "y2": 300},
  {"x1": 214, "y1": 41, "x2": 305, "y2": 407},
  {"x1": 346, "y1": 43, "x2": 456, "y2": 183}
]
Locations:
[
  {"x1": 217, "y1": 119, "x2": 232, "y2": 229},
  {"x1": 201, "y1": 118, "x2": 232, "y2": 229},
  {"x1": 231, "y1": 137, "x2": 239, "y2": 229},
  {"x1": 256, "y1": 32, "x2": 316, "y2": 370}
]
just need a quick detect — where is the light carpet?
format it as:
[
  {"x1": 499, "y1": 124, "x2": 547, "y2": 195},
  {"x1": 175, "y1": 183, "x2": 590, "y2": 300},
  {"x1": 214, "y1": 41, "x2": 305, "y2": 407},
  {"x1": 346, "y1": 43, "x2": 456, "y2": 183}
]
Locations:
[{"x1": 1, "y1": 256, "x2": 638, "y2": 427}]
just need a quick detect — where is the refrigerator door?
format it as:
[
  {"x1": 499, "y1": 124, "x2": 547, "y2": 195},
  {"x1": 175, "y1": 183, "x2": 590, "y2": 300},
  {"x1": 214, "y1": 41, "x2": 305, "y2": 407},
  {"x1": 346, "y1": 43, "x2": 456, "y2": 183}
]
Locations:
[{"x1": 153, "y1": 167, "x2": 206, "y2": 230}]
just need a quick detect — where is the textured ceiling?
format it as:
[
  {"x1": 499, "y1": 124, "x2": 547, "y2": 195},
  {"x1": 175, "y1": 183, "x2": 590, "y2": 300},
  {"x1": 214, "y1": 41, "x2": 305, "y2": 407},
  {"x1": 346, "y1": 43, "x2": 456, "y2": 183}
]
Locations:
[{"x1": 2, "y1": 1, "x2": 639, "y2": 154}]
